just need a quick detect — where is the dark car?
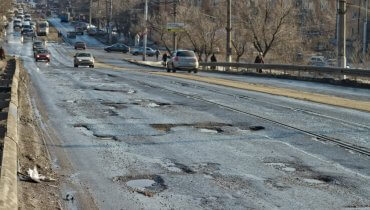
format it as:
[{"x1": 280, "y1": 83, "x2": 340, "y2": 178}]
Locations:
[
  {"x1": 74, "y1": 41, "x2": 86, "y2": 50},
  {"x1": 34, "y1": 49, "x2": 50, "y2": 62},
  {"x1": 67, "y1": 31, "x2": 76, "y2": 39},
  {"x1": 33, "y1": 41, "x2": 44, "y2": 51},
  {"x1": 104, "y1": 43, "x2": 130, "y2": 53}
]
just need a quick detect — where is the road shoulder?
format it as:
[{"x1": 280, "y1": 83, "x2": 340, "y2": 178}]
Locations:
[{"x1": 17, "y1": 64, "x2": 62, "y2": 209}]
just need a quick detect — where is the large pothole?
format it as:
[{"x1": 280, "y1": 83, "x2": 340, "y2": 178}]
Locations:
[
  {"x1": 150, "y1": 122, "x2": 232, "y2": 133},
  {"x1": 113, "y1": 175, "x2": 167, "y2": 196}
]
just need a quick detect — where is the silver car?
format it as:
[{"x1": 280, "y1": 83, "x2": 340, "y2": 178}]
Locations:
[
  {"x1": 166, "y1": 50, "x2": 199, "y2": 73},
  {"x1": 74, "y1": 52, "x2": 95, "y2": 68},
  {"x1": 130, "y1": 47, "x2": 156, "y2": 56}
]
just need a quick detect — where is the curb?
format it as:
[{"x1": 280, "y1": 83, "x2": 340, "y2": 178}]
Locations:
[{"x1": 0, "y1": 58, "x2": 20, "y2": 210}]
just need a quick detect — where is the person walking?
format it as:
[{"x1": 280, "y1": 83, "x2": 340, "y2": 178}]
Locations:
[
  {"x1": 210, "y1": 53, "x2": 217, "y2": 70},
  {"x1": 254, "y1": 52, "x2": 264, "y2": 73},
  {"x1": 155, "y1": 49, "x2": 160, "y2": 61},
  {"x1": 162, "y1": 52, "x2": 168, "y2": 67},
  {"x1": 0, "y1": 46, "x2": 5, "y2": 60}
]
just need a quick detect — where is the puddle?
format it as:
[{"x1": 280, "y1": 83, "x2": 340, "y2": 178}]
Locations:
[
  {"x1": 302, "y1": 178, "x2": 325, "y2": 184},
  {"x1": 199, "y1": 128, "x2": 220, "y2": 134},
  {"x1": 126, "y1": 179, "x2": 156, "y2": 191},
  {"x1": 113, "y1": 175, "x2": 167, "y2": 196},
  {"x1": 147, "y1": 102, "x2": 160, "y2": 108}
]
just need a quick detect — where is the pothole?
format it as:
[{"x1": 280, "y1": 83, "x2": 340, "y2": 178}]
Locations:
[
  {"x1": 302, "y1": 178, "x2": 326, "y2": 184},
  {"x1": 150, "y1": 122, "x2": 231, "y2": 133},
  {"x1": 161, "y1": 160, "x2": 195, "y2": 174},
  {"x1": 73, "y1": 124, "x2": 94, "y2": 136},
  {"x1": 93, "y1": 134, "x2": 117, "y2": 141},
  {"x1": 249, "y1": 126, "x2": 265, "y2": 131},
  {"x1": 101, "y1": 102, "x2": 128, "y2": 109},
  {"x1": 113, "y1": 175, "x2": 167, "y2": 196},
  {"x1": 93, "y1": 88, "x2": 136, "y2": 94},
  {"x1": 199, "y1": 128, "x2": 222, "y2": 134}
]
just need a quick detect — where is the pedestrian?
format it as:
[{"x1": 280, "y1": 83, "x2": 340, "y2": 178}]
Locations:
[
  {"x1": 254, "y1": 52, "x2": 264, "y2": 73},
  {"x1": 210, "y1": 53, "x2": 217, "y2": 70},
  {"x1": 162, "y1": 52, "x2": 168, "y2": 67},
  {"x1": 155, "y1": 49, "x2": 160, "y2": 61},
  {"x1": 0, "y1": 46, "x2": 5, "y2": 60}
]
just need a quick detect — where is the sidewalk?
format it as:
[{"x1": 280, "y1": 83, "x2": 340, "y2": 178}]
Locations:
[{"x1": 122, "y1": 54, "x2": 165, "y2": 69}]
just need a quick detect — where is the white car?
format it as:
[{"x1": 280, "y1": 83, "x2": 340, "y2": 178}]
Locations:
[
  {"x1": 74, "y1": 52, "x2": 95, "y2": 68},
  {"x1": 166, "y1": 50, "x2": 199, "y2": 73}
]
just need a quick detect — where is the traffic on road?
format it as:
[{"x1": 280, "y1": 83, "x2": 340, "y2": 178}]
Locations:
[{"x1": 1, "y1": 1, "x2": 370, "y2": 210}]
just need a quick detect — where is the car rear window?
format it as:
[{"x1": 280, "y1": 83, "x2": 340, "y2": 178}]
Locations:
[
  {"x1": 77, "y1": 53, "x2": 91, "y2": 57},
  {"x1": 177, "y1": 51, "x2": 195, "y2": 57},
  {"x1": 38, "y1": 50, "x2": 48, "y2": 53}
]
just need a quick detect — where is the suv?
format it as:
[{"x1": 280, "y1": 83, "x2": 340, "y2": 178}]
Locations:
[
  {"x1": 166, "y1": 50, "x2": 199, "y2": 73},
  {"x1": 74, "y1": 52, "x2": 94, "y2": 68},
  {"x1": 74, "y1": 41, "x2": 86, "y2": 50}
]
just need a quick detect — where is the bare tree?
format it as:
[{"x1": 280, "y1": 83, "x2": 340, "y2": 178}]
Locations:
[
  {"x1": 180, "y1": 4, "x2": 224, "y2": 61},
  {"x1": 238, "y1": 0, "x2": 300, "y2": 59},
  {"x1": 0, "y1": 0, "x2": 12, "y2": 36}
]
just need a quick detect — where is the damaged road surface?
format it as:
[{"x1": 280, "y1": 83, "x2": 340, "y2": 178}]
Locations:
[{"x1": 5, "y1": 31, "x2": 370, "y2": 209}]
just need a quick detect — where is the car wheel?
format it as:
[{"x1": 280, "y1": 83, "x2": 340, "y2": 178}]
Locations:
[
  {"x1": 193, "y1": 69, "x2": 198, "y2": 73},
  {"x1": 90, "y1": 65, "x2": 94, "y2": 68},
  {"x1": 172, "y1": 67, "x2": 176, "y2": 73},
  {"x1": 74, "y1": 64, "x2": 78, "y2": 67},
  {"x1": 35, "y1": 59, "x2": 38, "y2": 62}
]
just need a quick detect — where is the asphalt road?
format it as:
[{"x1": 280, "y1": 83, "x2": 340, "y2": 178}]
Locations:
[{"x1": 4, "y1": 21, "x2": 370, "y2": 209}]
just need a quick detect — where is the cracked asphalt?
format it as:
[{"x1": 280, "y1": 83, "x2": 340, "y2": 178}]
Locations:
[{"x1": 4, "y1": 20, "x2": 370, "y2": 209}]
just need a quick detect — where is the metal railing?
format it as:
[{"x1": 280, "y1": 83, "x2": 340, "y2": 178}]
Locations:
[{"x1": 200, "y1": 62, "x2": 370, "y2": 83}]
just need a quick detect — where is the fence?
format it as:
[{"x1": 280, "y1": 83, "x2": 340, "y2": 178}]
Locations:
[{"x1": 200, "y1": 62, "x2": 370, "y2": 83}]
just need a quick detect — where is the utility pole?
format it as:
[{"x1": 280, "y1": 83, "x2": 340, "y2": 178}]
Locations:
[
  {"x1": 173, "y1": 0, "x2": 177, "y2": 52},
  {"x1": 338, "y1": 0, "x2": 347, "y2": 68},
  {"x1": 226, "y1": 0, "x2": 232, "y2": 63},
  {"x1": 143, "y1": 0, "x2": 148, "y2": 61},
  {"x1": 89, "y1": 0, "x2": 92, "y2": 27},
  {"x1": 363, "y1": 0, "x2": 368, "y2": 60}
]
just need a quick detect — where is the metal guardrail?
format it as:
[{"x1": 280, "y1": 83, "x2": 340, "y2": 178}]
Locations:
[{"x1": 200, "y1": 62, "x2": 370, "y2": 78}]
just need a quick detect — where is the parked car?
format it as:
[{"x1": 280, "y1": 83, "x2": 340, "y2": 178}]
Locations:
[
  {"x1": 308, "y1": 56, "x2": 328, "y2": 67},
  {"x1": 74, "y1": 52, "x2": 94, "y2": 68},
  {"x1": 130, "y1": 47, "x2": 156, "y2": 56},
  {"x1": 104, "y1": 43, "x2": 130, "y2": 53},
  {"x1": 34, "y1": 49, "x2": 50, "y2": 62},
  {"x1": 166, "y1": 50, "x2": 199, "y2": 73},
  {"x1": 74, "y1": 41, "x2": 86, "y2": 50}
]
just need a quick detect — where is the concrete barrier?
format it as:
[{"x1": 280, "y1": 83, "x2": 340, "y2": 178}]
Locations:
[{"x1": 0, "y1": 58, "x2": 20, "y2": 210}]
